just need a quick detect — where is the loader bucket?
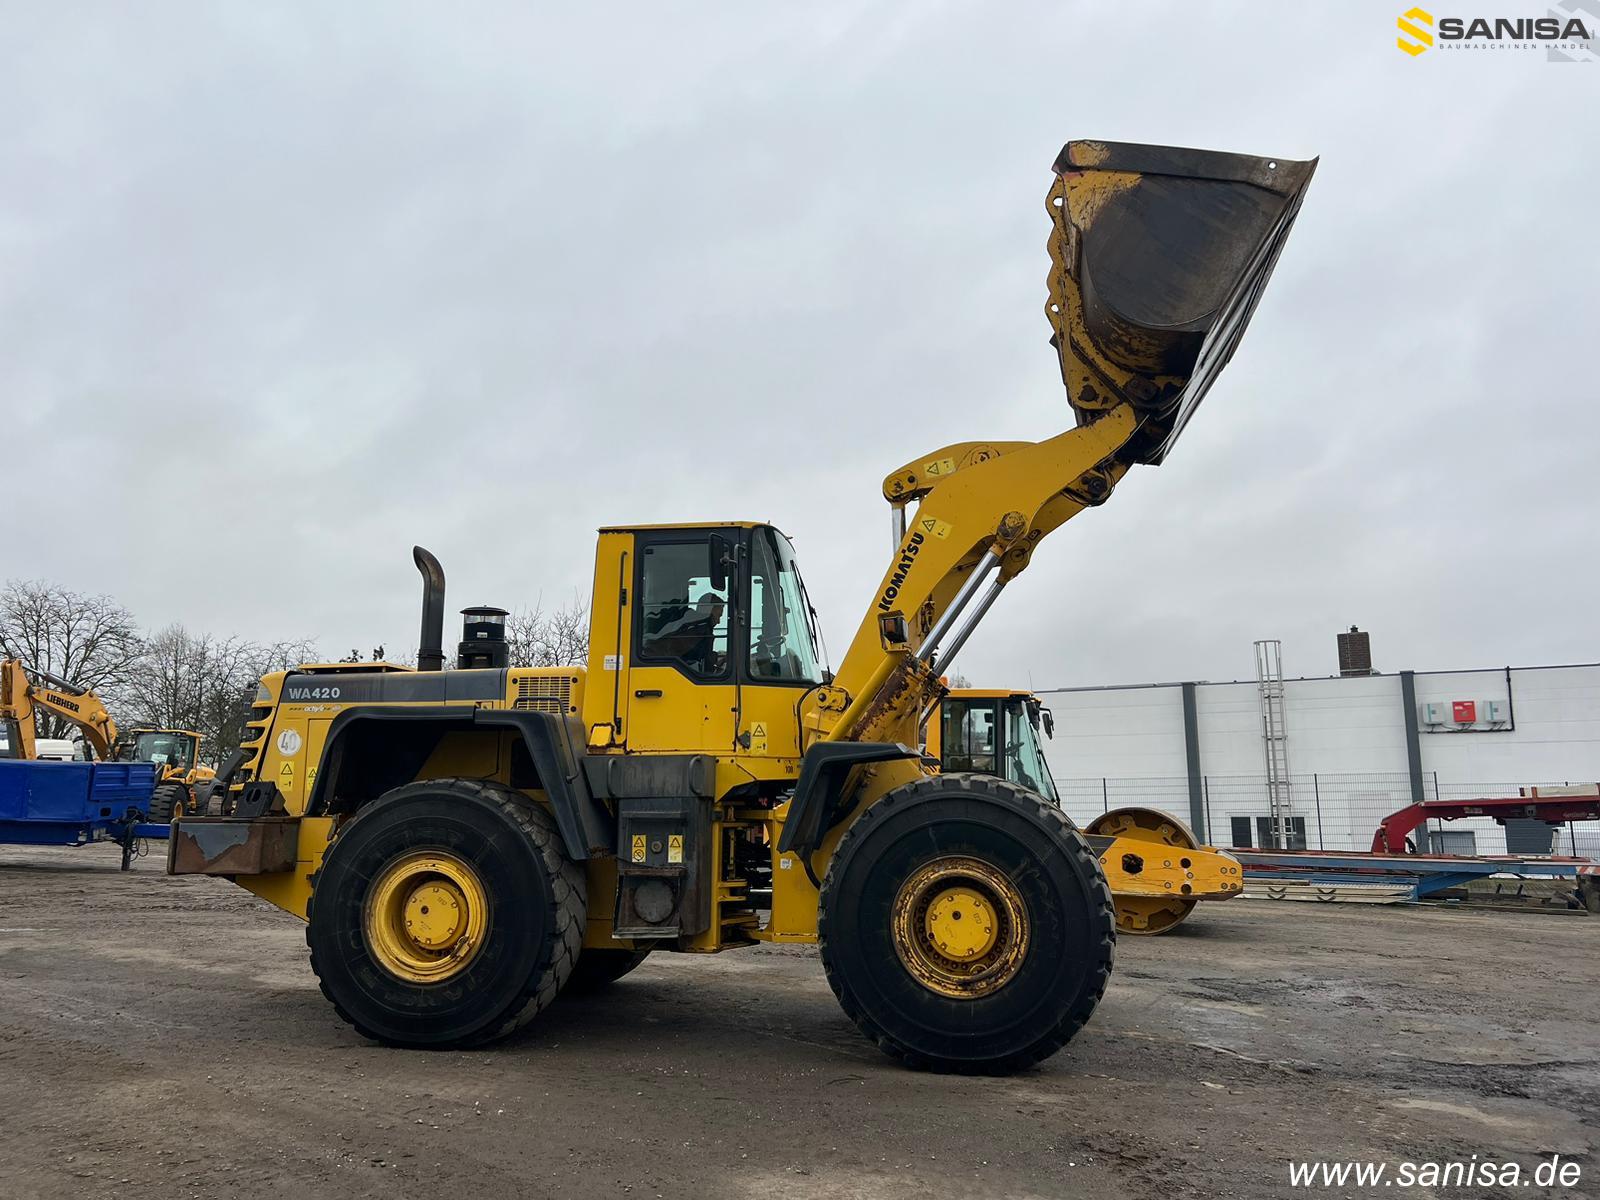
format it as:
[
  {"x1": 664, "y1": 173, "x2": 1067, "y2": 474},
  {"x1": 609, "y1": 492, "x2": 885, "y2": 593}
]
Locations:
[{"x1": 1046, "y1": 140, "x2": 1316, "y2": 465}]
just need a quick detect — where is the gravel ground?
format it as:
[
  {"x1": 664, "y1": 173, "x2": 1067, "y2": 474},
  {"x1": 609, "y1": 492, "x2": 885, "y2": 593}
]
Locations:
[{"x1": 0, "y1": 842, "x2": 1595, "y2": 1200}]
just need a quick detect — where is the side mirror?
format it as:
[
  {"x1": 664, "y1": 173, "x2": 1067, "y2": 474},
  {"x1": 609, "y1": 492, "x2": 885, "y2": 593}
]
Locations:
[
  {"x1": 1041, "y1": 707, "x2": 1055, "y2": 739},
  {"x1": 708, "y1": 533, "x2": 731, "y2": 592}
]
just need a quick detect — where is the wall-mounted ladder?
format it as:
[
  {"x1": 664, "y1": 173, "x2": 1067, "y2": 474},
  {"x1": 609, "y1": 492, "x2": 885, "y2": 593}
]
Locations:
[{"x1": 1254, "y1": 639, "x2": 1295, "y2": 849}]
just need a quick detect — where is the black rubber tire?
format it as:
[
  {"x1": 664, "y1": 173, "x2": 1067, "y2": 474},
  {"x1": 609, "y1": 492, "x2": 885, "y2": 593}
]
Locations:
[
  {"x1": 146, "y1": 782, "x2": 189, "y2": 823},
  {"x1": 563, "y1": 947, "x2": 653, "y2": 995},
  {"x1": 819, "y1": 773, "x2": 1115, "y2": 1075},
  {"x1": 305, "y1": 778, "x2": 585, "y2": 1048}
]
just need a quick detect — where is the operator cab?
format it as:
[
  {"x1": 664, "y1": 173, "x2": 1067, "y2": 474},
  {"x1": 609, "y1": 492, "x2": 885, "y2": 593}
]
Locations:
[
  {"x1": 938, "y1": 691, "x2": 1060, "y2": 804},
  {"x1": 599, "y1": 522, "x2": 825, "y2": 756},
  {"x1": 629, "y1": 523, "x2": 824, "y2": 687},
  {"x1": 119, "y1": 729, "x2": 199, "y2": 772}
]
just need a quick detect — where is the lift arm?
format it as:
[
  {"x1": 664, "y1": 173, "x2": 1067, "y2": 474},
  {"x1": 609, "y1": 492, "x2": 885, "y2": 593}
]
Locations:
[
  {"x1": 0, "y1": 658, "x2": 120, "y2": 761},
  {"x1": 810, "y1": 140, "x2": 1317, "y2": 752}
]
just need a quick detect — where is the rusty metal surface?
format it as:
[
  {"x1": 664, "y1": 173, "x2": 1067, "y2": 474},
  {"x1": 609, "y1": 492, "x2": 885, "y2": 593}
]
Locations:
[
  {"x1": 167, "y1": 817, "x2": 299, "y2": 876},
  {"x1": 1046, "y1": 139, "x2": 1316, "y2": 466},
  {"x1": 851, "y1": 656, "x2": 939, "y2": 748}
]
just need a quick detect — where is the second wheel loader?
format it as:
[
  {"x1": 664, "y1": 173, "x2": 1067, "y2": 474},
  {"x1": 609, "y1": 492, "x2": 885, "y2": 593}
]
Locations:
[
  {"x1": 111, "y1": 726, "x2": 218, "y2": 818},
  {"x1": 171, "y1": 138, "x2": 1313, "y2": 1072},
  {"x1": 930, "y1": 688, "x2": 1234, "y2": 934}
]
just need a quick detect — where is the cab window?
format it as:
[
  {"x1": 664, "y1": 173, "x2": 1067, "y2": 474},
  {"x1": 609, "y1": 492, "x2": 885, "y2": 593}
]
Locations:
[
  {"x1": 636, "y1": 539, "x2": 730, "y2": 680},
  {"x1": 941, "y1": 702, "x2": 997, "y2": 774},
  {"x1": 745, "y1": 529, "x2": 823, "y2": 685},
  {"x1": 131, "y1": 731, "x2": 196, "y2": 770},
  {"x1": 1004, "y1": 702, "x2": 1059, "y2": 802}
]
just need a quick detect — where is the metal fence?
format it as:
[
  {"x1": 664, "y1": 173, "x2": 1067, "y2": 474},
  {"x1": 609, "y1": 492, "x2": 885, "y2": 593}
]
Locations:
[{"x1": 1055, "y1": 772, "x2": 1600, "y2": 860}]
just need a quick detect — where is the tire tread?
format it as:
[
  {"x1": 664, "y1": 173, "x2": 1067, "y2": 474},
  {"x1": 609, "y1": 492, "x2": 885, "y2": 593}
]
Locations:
[
  {"x1": 818, "y1": 773, "x2": 1115, "y2": 1074},
  {"x1": 305, "y1": 777, "x2": 586, "y2": 1047},
  {"x1": 147, "y1": 781, "x2": 189, "y2": 823}
]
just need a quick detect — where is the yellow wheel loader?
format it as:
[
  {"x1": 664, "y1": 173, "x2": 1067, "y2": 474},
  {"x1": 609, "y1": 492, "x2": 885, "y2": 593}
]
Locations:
[
  {"x1": 110, "y1": 727, "x2": 218, "y2": 819},
  {"x1": 172, "y1": 139, "x2": 1312, "y2": 1073},
  {"x1": 0, "y1": 658, "x2": 203, "y2": 822},
  {"x1": 930, "y1": 689, "x2": 1238, "y2": 934}
]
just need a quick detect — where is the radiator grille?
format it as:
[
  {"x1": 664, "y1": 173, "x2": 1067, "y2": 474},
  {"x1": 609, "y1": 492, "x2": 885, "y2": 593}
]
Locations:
[{"x1": 514, "y1": 674, "x2": 575, "y2": 713}]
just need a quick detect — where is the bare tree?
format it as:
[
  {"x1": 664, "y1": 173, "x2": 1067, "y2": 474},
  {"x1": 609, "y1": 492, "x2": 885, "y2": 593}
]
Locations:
[
  {"x1": 0, "y1": 580, "x2": 143, "y2": 737},
  {"x1": 505, "y1": 593, "x2": 590, "y2": 668},
  {"x1": 122, "y1": 626, "x2": 317, "y2": 763},
  {"x1": 212, "y1": 637, "x2": 320, "y2": 753}
]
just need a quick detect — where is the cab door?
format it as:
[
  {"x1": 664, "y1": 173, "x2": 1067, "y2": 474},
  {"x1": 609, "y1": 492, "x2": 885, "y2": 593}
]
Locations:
[
  {"x1": 940, "y1": 698, "x2": 999, "y2": 775},
  {"x1": 623, "y1": 531, "x2": 738, "y2": 753}
]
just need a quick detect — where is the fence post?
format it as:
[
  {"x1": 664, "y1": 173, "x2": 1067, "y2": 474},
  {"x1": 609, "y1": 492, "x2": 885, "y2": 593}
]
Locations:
[
  {"x1": 1432, "y1": 770, "x2": 1439, "y2": 802},
  {"x1": 1101, "y1": 777, "x2": 1108, "y2": 815},
  {"x1": 1203, "y1": 776, "x2": 1212, "y2": 845},
  {"x1": 1313, "y1": 772, "x2": 1324, "y2": 851}
]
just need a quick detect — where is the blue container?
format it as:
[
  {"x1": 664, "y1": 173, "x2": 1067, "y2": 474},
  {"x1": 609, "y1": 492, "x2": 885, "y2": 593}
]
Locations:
[
  {"x1": 0, "y1": 760, "x2": 160, "y2": 846},
  {"x1": 84, "y1": 762, "x2": 159, "y2": 819}
]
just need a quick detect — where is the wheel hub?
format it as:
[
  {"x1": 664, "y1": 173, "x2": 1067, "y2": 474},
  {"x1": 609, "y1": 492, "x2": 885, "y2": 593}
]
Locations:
[
  {"x1": 403, "y1": 881, "x2": 468, "y2": 950},
  {"x1": 891, "y1": 856, "x2": 1029, "y2": 1000},
  {"x1": 364, "y1": 852, "x2": 489, "y2": 983},
  {"x1": 924, "y1": 886, "x2": 998, "y2": 961}
]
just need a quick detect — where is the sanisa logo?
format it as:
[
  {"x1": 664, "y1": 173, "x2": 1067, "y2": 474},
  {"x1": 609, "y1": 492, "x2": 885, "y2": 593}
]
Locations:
[{"x1": 1397, "y1": 5, "x2": 1596, "y2": 59}]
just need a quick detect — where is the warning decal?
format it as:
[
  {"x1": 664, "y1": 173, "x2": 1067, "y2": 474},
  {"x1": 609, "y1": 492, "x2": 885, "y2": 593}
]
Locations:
[
  {"x1": 631, "y1": 834, "x2": 647, "y2": 864},
  {"x1": 667, "y1": 834, "x2": 684, "y2": 865}
]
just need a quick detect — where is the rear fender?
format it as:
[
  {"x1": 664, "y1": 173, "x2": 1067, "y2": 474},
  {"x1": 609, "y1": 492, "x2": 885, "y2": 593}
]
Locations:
[{"x1": 306, "y1": 706, "x2": 612, "y2": 860}]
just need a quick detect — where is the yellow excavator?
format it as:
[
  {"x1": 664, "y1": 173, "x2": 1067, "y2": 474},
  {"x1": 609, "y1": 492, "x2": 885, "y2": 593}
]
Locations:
[
  {"x1": 172, "y1": 138, "x2": 1311, "y2": 1073},
  {"x1": 930, "y1": 689, "x2": 1231, "y2": 934},
  {"x1": 0, "y1": 658, "x2": 212, "y2": 822}
]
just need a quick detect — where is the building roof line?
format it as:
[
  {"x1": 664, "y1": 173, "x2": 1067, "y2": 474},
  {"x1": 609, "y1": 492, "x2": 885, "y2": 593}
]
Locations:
[{"x1": 1034, "y1": 661, "x2": 1600, "y2": 695}]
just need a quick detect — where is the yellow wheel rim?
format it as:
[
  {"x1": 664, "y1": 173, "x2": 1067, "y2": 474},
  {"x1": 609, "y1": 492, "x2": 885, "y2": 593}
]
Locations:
[
  {"x1": 363, "y1": 851, "x2": 489, "y2": 984},
  {"x1": 891, "y1": 857, "x2": 1029, "y2": 1000},
  {"x1": 1088, "y1": 807, "x2": 1200, "y2": 936}
]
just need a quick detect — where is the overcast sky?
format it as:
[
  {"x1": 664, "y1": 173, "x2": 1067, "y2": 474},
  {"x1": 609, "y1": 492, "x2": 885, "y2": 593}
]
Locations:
[{"x1": 4, "y1": 2, "x2": 1595, "y2": 690}]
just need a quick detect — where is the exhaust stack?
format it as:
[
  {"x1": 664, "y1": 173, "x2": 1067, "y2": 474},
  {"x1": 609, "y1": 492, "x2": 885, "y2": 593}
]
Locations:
[{"x1": 413, "y1": 546, "x2": 447, "y2": 672}]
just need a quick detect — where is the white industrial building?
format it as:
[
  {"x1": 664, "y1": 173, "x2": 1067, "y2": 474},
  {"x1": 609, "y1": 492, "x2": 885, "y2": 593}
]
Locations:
[{"x1": 1039, "y1": 640, "x2": 1600, "y2": 861}]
